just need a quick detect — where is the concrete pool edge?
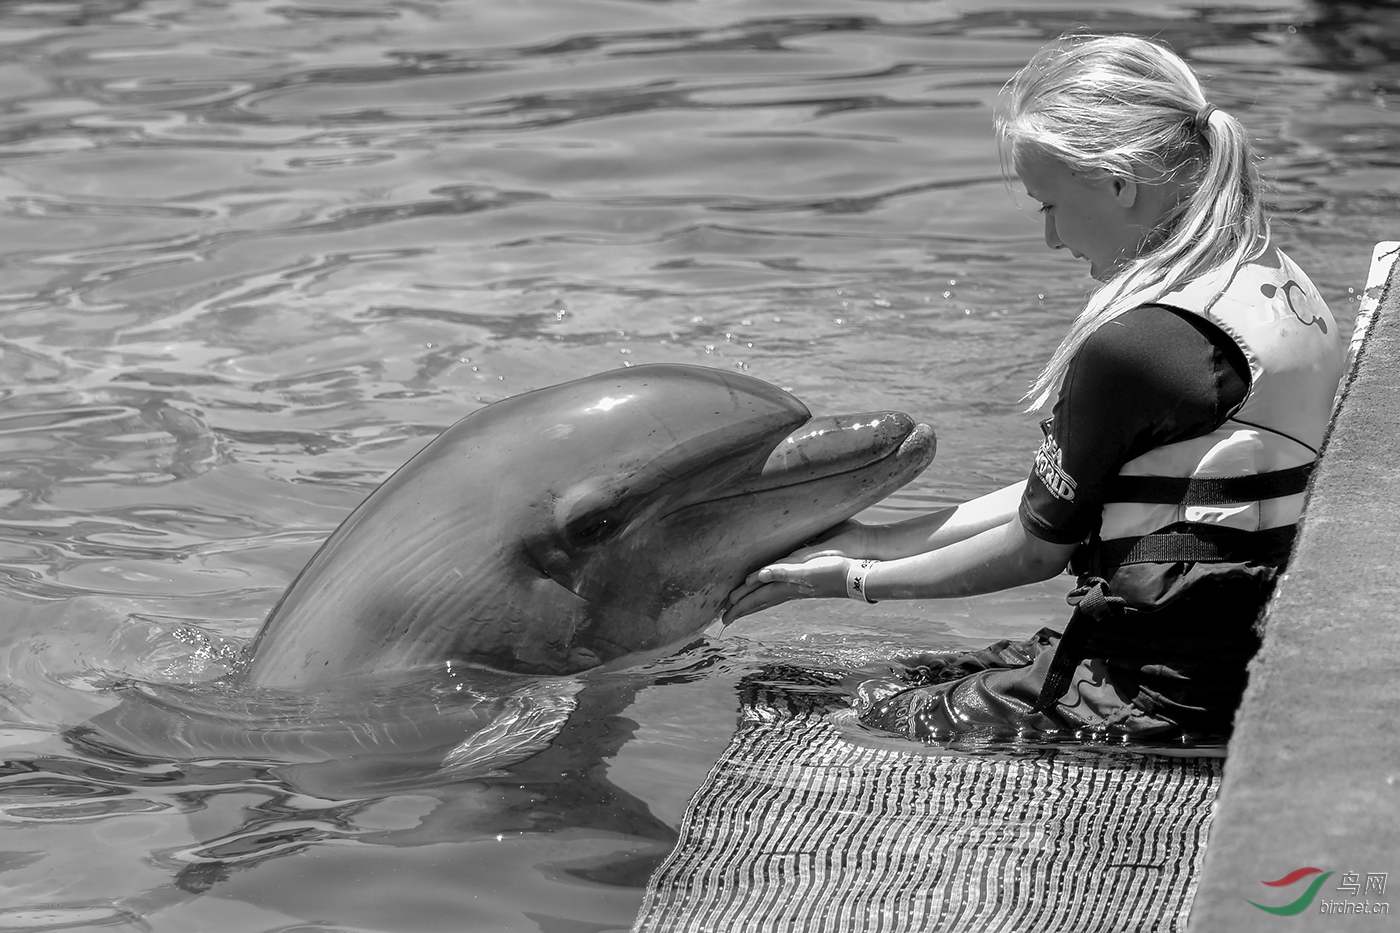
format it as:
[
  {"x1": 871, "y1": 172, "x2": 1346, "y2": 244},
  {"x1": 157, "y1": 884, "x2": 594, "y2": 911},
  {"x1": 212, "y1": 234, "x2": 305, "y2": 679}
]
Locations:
[{"x1": 1186, "y1": 242, "x2": 1400, "y2": 931}]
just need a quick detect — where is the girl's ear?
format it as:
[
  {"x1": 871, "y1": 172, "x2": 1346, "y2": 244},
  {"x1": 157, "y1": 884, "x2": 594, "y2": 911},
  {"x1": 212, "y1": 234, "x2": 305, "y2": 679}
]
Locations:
[{"x1": 1110, "y1": 175, "x2": 1139, "y2": 208}]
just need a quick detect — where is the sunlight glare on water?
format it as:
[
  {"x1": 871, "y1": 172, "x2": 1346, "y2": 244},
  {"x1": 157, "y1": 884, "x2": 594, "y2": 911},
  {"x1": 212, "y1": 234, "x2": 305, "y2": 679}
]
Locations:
[{"x1": 0, "y1": 0, "x2": 1396, "y2": 929}]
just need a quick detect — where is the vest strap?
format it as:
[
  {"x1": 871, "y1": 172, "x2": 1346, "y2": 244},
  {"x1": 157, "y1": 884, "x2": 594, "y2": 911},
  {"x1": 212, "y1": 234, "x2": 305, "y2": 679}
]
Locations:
[
  {"x1": 1097, "y1": 522, "x2": 1297, "y2": 569},
  {"x1": 1104, "y1": 462, "x2": 1313, "y2": 506},
  {"x1": 1031, "y1": 577, "x2": 1125, "y2": 713}
]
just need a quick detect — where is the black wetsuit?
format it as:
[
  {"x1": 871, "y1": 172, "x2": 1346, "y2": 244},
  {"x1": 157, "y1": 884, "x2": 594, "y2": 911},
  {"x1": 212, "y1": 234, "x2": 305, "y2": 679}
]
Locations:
[{"x1": 858, "y1": 305, "x2": 1283, "y2": 743}]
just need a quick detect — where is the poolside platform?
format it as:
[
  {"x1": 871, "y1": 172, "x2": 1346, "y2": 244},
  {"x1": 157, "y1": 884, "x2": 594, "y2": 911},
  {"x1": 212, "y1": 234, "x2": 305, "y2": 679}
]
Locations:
[
  {"x1": 634, "y1": 672, "x2": 1218, "y2": 933},
  {"x1": 1186, "y1": 246, "x2": 1400, "y2": 930}
]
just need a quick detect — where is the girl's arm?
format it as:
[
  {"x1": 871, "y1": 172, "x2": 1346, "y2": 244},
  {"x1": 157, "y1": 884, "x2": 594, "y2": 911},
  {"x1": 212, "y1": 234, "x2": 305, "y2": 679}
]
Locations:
[
  {"x1": 781, "y1": 480, "x2": 1029, "y2": 563},
  {"x1": 870, "y1": 480, "x2": 1029, "y2": 558},
  {"x1": 861, "y1": 513, "x2": 1074, "y2": 600},
  {"x1": 723, "y1": 494, "x2": 1075, "y2": 623}
]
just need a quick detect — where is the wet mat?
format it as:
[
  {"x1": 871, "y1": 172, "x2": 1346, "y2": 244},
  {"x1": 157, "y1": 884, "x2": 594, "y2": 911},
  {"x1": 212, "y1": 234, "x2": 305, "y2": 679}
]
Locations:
[{"x1": 634, "y1": 673, "x2": 1222, "y2": 933}]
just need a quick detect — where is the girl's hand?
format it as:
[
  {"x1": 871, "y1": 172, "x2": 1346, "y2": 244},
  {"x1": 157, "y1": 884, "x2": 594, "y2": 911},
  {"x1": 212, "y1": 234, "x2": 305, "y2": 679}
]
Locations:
[{"x1": 722, "y1": 555, "x2": 853, "y2": 625}]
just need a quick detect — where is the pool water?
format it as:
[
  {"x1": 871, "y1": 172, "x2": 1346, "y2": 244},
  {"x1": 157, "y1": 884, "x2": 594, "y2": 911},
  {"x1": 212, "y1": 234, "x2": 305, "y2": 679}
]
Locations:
[{"x1": 0, "y1": 1, "x2": 1394, "y2": 930}]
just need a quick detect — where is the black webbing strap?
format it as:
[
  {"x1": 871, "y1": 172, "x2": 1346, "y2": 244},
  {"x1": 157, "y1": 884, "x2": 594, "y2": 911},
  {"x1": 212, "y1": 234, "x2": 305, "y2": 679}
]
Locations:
[
  {"x1": 1031, "y1": 577, "x2": 1125, "y2": 714},
  {"x1": 1096, "y1": 522, "x2": 1297, "y2": 569},
  {"x1": 1104, "y1": 462, "x2": 1313, "y2": 506}
]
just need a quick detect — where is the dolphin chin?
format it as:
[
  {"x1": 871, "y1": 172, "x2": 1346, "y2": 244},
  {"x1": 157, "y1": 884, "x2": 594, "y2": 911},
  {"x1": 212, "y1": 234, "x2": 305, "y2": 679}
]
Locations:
[{"x1": 240, "y1": 364, "x2": 936, "y2": 688}]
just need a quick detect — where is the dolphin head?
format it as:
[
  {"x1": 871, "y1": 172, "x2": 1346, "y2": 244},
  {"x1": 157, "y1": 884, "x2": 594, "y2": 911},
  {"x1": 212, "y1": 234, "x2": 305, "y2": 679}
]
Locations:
[{"x1": 242, "y1": 364, "x2": 935, "y2": 687}]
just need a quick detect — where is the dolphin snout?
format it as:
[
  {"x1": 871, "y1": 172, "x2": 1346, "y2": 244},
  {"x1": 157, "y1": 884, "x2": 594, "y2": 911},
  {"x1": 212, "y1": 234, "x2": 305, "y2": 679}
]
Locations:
[{"x1": 758, "y1": 411, "x2": 930, "y2": 484}]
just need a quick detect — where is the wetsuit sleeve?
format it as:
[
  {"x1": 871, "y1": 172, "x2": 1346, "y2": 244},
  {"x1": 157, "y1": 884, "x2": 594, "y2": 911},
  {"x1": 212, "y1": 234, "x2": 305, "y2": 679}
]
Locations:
[{"x1": 1019, "y1": 305, "x2": 1249, "y2": 545}]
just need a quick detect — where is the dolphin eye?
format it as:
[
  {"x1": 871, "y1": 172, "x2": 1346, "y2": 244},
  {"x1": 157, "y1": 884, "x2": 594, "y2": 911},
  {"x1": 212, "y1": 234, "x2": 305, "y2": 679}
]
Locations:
[
  {"x1": 561, "y1": 481, "x2": 640, "y2": 550},
  {"x1": 565, "y1": 505, "x2": 629, "y2": 548},
  {"x1": 571, "y1": 515, "x2": 611, "y2": 543}
]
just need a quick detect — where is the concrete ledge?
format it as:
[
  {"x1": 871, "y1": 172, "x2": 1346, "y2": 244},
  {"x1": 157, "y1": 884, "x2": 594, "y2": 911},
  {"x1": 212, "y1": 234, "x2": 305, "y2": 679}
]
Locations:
[{"x1": 1188, "y1": 242, "x2": 1400, "y2": 931}]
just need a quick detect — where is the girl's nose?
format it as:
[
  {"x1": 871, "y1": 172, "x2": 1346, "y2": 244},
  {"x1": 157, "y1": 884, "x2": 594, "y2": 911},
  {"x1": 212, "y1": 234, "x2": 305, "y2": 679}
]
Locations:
[{"x1": 1044, "y1": 212, "x2": 1063, "y2": 250}]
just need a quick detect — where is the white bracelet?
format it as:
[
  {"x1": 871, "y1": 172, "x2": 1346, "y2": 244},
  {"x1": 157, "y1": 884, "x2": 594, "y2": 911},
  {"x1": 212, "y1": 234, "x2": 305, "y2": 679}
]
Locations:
[{"x1": 845, "y1": 559, "x2": 880, "y2": 603}]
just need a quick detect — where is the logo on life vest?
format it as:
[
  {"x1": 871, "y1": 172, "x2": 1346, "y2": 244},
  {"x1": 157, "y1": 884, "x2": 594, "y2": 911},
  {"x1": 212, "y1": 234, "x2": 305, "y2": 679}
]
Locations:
[
  {"x1": 1033, "y1": 419, "x2": 1077, "y2": 502},
  {"x1": 1260, "y1": 280, "x2": 1328, "y2": 333}
]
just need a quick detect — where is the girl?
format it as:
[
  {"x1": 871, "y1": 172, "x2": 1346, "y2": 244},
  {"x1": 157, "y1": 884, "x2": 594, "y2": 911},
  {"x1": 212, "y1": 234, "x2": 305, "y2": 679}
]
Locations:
[{"x1": 723, "y1": 34, "x2": 1346, "y2": 743}]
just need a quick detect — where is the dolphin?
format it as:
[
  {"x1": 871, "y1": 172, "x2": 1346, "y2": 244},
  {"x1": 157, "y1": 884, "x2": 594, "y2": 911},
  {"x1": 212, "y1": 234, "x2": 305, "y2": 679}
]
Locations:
[
  {"x1": 62, "y1": 364, "x2": 935, "y2": 909},
  {"x1": 240, "y1": 363, "x2": 936, "y2": 688}
]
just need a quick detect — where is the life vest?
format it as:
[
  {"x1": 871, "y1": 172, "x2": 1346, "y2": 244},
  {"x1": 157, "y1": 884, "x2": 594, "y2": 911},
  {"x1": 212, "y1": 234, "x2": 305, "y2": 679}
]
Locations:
[{"x1": 1091, "y1": 247, "x2": 1346, "y2": 571}]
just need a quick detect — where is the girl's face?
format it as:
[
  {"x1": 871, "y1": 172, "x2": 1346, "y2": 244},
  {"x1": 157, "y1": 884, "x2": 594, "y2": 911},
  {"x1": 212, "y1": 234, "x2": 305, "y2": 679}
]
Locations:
[{"x1": 1013, "y1": 146, "x2": 1160, "y2": 282}]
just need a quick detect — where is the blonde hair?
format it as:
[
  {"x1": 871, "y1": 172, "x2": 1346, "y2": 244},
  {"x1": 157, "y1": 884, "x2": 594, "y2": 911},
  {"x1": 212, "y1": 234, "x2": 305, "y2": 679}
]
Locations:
[{"x1": 996, "y1": 34, "x2": 1269, "y2": 410}]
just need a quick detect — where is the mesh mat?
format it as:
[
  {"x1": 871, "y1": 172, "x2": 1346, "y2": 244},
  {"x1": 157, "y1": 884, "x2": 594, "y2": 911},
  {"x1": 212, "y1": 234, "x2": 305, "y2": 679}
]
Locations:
[{"x1": 635, "y1": 672, "x2": 1222, "y2": 933}]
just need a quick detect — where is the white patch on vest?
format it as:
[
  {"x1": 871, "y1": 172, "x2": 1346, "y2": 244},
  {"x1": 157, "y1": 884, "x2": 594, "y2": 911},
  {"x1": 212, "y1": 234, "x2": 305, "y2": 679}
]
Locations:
[{"x1": 1033, "y1": 422, "x2": 1077, "y2": 502}]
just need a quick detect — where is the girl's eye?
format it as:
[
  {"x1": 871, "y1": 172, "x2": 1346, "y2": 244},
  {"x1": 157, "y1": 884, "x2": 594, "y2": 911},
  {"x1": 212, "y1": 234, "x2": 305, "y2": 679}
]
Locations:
[{"x1": 1037, "y1": 203, "x2": 1052, "y2": 215}]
